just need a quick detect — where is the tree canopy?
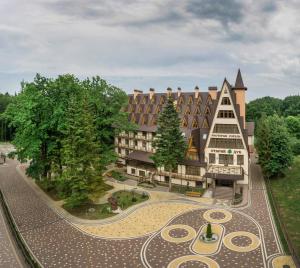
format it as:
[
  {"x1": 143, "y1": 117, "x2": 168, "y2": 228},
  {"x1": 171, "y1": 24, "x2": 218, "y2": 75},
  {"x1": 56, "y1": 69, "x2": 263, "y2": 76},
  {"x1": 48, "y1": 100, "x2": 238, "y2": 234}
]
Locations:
[
  {"x1": 255, "y1": 115, "x2": 293, "y2": 178},
  {"x1": 4, "y1": 74, "x2": 131, "y2": 207},
  {"x1": 0, "y1": 92, "x2": 14, "y2": 141}
]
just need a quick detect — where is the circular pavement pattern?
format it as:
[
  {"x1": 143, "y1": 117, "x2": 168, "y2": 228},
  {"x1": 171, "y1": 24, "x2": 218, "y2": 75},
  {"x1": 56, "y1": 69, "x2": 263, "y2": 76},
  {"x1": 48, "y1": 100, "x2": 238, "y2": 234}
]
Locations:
[
  {"x1": 167, "y1": 255, "x2": 219, "y2": 268},
  {"x1": 203, "y1": 209, "x2": 232, "y2": 224},
  {"x1": 161, "y1": 224, "x2": 196, "y2": 244},
  {"x1": 223, "y1": 231, "x2": 260, "y2": 253}
]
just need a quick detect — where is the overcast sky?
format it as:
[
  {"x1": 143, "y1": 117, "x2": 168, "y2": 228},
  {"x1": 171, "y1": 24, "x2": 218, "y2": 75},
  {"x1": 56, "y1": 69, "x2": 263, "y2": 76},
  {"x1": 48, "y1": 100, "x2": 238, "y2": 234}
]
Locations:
[{"x1": 0, "y1": 0, "x2": 299, "y2": 100}]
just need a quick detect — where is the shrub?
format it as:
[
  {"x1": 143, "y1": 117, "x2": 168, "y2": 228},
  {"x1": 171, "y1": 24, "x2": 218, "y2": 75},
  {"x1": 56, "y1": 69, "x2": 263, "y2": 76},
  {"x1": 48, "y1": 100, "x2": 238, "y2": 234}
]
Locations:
[
  {"x1": 206, "y1": 223, "x2": 212, "y2": 239},
  {"x1": 132, "y1": 197, "x2": 137, "y2": 202}
]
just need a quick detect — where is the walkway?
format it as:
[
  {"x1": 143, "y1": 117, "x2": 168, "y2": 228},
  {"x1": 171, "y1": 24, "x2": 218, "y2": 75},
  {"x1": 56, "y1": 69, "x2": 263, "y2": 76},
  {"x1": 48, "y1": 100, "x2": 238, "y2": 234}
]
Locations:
[{"x1": 0, "y1": 153, "x2": 296, "y2": 267}]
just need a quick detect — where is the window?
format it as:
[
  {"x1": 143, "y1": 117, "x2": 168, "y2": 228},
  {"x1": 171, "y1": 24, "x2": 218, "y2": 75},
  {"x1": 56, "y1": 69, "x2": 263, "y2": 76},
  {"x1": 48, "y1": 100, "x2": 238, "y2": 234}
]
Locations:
[
  {"x1": 118, "y1": 138, "x2": 121, "y2": 143},
  {"x1": 186, "y1": 151, "x2": 199, "y2": 160},
  {"x1": 205, "y1": 107, "x2": 211, "y2": 115},
  {"x1": 192, "y1": 119, "x2": 198, "y2": 128},
  {"x1": 142, "y1": 141, "x2": 146, "y2": 147},
  {"x1": 134, "y1": 140, "x2": 138, "y2": 146},
  {"x1": 217, "y1": 110, "x2": 235, "y2": 118},
  {"x1": 131, "y1": 168, "x2": 136, "y2": 175},
  {"x1": 202, "y1": 118, "x2": 209, "y2": 128},
  {"x1": 194, "y1": 106, "x2": 201, "y2": 115},
  {"x1": 185, "y1": 106, "x2": 191, "y2": 115},
  {"x1": 237, "y1": 155, "x2": 244, "y2": 165},
  {"x1": 209, "y1": 138, "x2": 244, "y2": 149},
  {"x1": 125, "y1": 139, "x2": 129, "y2": 145},
  {"x1": 213, "y1": 124, "x2": 239, "y2": 134},
  {"x1": 209, "y1": 153, "x2": 216, "y2": 164},
  {"x1": 125, "y1": 149, "x2": 129, "y2": 155},
  {"x1": 182, "y1": 118, "x2": 188, "y2": 127},
  {"x1": 186, "y1": 166, "x2": 200, "y2": 176},
  {"x1": 219, "y1": 154, "x2": 233, "y2": 165},
  {"x1": 139, "y1": 170, "x2": 146, "y2": 177},
  {"x1": 221, "y1": 97, "x2": 231, "y2": 105}
]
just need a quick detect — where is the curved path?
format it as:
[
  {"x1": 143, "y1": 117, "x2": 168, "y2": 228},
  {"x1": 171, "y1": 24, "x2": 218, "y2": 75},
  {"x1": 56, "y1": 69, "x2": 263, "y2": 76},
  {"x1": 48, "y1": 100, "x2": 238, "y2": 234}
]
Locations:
[{"x1": 0, "y1": 157, "x2": 295, "y2": 268}]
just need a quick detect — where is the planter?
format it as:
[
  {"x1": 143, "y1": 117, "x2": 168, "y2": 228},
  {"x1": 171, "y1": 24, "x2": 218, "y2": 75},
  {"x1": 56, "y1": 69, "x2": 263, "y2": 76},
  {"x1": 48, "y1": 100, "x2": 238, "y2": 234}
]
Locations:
[{"x1": 199, "y1": 233, "x2": 219, "y2": 243}]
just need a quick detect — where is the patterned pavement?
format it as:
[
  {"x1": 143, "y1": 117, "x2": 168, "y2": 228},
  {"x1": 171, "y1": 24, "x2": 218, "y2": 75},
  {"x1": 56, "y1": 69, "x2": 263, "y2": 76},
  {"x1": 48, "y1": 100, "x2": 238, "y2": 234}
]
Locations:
[{"x1": 0, "y1": 154, "x2": 296, "y2": 268}]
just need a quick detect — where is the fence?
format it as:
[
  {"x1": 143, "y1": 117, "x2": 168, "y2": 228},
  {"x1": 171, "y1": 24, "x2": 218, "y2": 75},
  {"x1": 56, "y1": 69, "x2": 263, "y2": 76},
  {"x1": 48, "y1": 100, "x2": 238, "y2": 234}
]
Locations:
[
  {"x1": 265, "y1": 178, "x2": 300, "y2": 267},
  {"x1": 0, "y1": 189, "x2": 41, "y2": 268}
]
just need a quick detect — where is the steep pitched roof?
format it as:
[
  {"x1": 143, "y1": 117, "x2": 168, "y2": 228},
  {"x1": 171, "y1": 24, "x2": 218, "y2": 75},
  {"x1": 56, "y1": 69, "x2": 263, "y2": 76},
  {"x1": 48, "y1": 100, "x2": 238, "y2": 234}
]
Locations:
[{"x1": 234, "y1": 69, "x2": 247, "y2": 90}]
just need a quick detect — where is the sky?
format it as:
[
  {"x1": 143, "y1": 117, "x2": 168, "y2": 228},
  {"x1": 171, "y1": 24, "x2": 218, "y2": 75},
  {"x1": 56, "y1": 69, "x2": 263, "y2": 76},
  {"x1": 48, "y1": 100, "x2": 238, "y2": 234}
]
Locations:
[{"x1": 0, "y1": 0, "x2": 299, "y2": 100}]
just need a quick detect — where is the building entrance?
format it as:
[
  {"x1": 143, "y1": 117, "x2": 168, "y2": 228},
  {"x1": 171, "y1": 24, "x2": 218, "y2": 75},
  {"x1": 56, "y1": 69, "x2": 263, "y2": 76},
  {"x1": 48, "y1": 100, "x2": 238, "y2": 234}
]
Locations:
[{"x1": 216, "y1": 179, "x2": 233, "y2": 187}]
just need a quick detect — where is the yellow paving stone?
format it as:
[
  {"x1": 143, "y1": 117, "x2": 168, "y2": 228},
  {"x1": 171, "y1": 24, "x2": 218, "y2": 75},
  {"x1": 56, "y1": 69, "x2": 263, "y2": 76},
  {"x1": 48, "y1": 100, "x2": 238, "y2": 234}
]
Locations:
[
  {"x1": 161, "y1": 224, "x2": 197, "y2": 244},
  {"x1": 223, "y1": 231, "x2": 260, "y2": 252},
  {"x1": 272, "y1": 255, "x2": 296, "y2": 268},
  {"x1": 167, "y1": 255, "x2": 219, "y2": 268},
  {"x1": 76, "y1": 203, "x2": 199, "y2": 238},
  {"x1": 191, "y1": 224, "x2": 224, "y2": 255},
  {"x1": 203, "y1": 208, "x2": 232, "y2": 224}
]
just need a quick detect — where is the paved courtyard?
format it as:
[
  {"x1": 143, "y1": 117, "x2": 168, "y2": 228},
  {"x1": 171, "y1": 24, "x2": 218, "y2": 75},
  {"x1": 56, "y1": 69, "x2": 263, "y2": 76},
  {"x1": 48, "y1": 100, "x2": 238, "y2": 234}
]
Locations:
[{"x1": 0, "y1": 147, "x2": 296, "y2": 267}]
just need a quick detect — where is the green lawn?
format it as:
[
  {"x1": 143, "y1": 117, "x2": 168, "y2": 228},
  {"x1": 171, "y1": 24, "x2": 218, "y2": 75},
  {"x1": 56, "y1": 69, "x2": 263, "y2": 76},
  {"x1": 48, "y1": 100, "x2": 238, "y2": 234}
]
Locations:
[
  {"x1": 269, "y1": 156, "x2": 300, "y2": 256},
  {"x1": 64, "y1": 190, "x2": 149, "y2": 220},
  {"x1": 112, "y1": 190, "x2": 149, "y2": 210}
]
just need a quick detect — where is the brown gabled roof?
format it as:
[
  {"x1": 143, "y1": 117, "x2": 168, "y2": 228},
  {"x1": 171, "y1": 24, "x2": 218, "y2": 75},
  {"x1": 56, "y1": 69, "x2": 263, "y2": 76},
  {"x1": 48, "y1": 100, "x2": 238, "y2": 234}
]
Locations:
[{"x1": 127, "y1": 151, "x2": 154, "y2": 164}]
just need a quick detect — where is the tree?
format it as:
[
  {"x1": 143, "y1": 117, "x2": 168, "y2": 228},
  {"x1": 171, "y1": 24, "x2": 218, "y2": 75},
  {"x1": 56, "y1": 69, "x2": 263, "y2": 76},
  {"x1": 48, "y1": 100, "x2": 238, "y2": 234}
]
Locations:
[
  {"x1": 255, "y1": 115, "x2": 293, "y2": 178},
  {"x1": 0, "y1": 92, "x2": 14, "y2": 141},
  {"x1": 206, "y1": 223, "x2": 212, "y2": 239},
  {"x1": 282, "y1": 95, "x2": 300, "y2": 116},
  {"x1": 61, "y1": 93, "x2": 102, "y2": 208},
  {"x1": 151, "y1": 96, "x2": 187, "y2": 191},
  {"x1": 5, "y1": 74, "x2": 131, "y2": 207}
]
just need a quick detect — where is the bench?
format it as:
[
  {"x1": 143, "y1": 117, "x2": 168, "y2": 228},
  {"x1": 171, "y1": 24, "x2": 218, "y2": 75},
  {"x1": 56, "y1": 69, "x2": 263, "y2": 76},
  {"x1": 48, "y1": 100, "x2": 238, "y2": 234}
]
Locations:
[{"x1": 185, "y1": 191, "x2": 201, "y2": 197}]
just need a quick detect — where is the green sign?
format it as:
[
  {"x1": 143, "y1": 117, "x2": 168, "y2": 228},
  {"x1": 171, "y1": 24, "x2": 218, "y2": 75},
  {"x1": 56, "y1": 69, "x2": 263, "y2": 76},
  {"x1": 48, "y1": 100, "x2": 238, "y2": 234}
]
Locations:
[{"x1": 227, "y1": 149, "x2": 233, "y2": 154}]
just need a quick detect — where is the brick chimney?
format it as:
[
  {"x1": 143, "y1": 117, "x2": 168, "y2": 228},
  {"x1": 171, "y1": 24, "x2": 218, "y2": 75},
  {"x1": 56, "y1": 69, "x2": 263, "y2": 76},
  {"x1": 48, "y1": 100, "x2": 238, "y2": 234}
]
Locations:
[
  {"x1": 133, "y1": 89, "x2": 143, "y2": 99},
  {"x1": 177, "y1": 87, "x2": 182, "y2": 97},
  {"x1": 149, "y1": 88, "x2": 155, "y2": 100},
  {"x1": 208, "y1": 86, "x2": 217, "y2": 100},
  {"x1": 166, "y1": 87, "x2": 172, "y2": 97},
  {"x1": 194, "y1": 86, "x2": 200, "y2": 99}
]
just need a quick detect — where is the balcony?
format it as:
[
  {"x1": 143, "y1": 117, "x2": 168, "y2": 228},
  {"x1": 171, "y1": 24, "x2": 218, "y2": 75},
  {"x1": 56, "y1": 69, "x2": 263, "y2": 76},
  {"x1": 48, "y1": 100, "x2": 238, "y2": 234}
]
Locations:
[{"x1": 156, "y1": 170, "x2": 204, "y2": 181}]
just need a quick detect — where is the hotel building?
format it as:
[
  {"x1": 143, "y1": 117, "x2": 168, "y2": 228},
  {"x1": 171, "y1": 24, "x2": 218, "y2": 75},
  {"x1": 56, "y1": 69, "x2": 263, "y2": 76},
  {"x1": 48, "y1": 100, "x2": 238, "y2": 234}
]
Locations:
[{"x1": 115, "y1": 70, "x2": 254, "y2": 193}]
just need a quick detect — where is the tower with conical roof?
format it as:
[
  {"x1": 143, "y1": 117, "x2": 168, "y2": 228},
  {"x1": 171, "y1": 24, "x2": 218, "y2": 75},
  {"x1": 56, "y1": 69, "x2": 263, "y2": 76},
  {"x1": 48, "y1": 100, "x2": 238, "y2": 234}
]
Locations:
[{"x1": 232, "y1": 69, "x2": 247, "y2": 127}]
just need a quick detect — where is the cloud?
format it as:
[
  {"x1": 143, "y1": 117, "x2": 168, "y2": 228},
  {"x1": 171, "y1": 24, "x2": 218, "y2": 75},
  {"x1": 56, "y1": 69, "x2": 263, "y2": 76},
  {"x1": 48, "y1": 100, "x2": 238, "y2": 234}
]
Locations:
[
  {"x1": 185, "y1": 0, "x2": 244, "y2": 25},
  {"x1": 0, "y1": 0, "x2": 299, "y2": 99}
]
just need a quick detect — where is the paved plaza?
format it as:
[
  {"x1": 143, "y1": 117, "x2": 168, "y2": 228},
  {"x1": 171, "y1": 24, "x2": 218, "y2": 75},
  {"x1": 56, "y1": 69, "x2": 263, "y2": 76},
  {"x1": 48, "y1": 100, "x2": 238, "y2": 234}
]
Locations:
[{"x1": 0, "y1": 146, "x2": 296, "y2": 267}]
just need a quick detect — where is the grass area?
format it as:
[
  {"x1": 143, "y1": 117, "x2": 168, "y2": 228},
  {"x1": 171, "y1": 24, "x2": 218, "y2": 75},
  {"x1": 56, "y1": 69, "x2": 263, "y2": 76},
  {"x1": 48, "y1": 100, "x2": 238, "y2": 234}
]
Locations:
[
  {"x1": 112, "y1": 190, "x2": 149, "y2": 210},
  {"x1": 107, "y1": 170, "x2": 127, "y2": 182},
  {"x1": 63, "y1": 203, "x2": 115, "y2": 220},
  {"x1": 268, "y1": 156, "x2": 300, "y2": 257},
  {"x1": 171, "y1": 184, "x2": 205, "y2": 195},
  {"x1": 64, "y1": 190, "x2": 149, "y2": 220},
  {"x1": 89, "y1": 182, "x2": 113, "y2": 201}
]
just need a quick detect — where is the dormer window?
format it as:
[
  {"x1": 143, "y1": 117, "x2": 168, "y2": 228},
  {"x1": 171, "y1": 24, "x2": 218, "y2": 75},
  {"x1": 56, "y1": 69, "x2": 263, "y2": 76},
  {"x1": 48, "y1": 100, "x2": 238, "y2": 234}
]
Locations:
[
  {"x1": 194, "y1": 106, "x2": 201, "y2": 115},
  {"x1": 192, "y1": 119, "x2": 199, "y2": 128},
  {"x1": 188, "y1": 96, "x2": 193, "y2": 105},
  {"x1": 181, "y1": 117, "x2": 188, "y2": 128},
  {"x1": 221, "y1": 97, "x2": 231, "y2": 105}
]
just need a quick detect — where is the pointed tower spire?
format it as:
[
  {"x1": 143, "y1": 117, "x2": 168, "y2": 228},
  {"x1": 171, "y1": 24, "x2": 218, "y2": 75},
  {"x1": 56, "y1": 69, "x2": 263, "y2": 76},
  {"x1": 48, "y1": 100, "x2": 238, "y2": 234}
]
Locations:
[{"x1": 234, "y1": 69, "x2": 247, "y2": 90}]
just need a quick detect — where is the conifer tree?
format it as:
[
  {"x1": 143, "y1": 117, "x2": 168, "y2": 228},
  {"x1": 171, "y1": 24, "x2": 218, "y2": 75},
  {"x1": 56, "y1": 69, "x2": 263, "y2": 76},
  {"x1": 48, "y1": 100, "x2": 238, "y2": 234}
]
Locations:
[
  {"x1": 151, "y1": 96, "x2": 186, "y2": 191},
  {"x1": 61, "y1": 93, "x2": 102, "y2": 208}
]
